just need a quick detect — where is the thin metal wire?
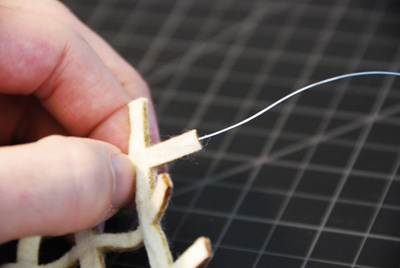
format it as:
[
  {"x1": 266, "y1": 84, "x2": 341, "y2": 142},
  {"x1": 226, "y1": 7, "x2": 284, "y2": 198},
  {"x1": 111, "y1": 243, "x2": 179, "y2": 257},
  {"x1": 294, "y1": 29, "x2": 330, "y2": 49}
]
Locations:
[{"x1": 198, "y1": 71, "x2": 400, "y2": 141}]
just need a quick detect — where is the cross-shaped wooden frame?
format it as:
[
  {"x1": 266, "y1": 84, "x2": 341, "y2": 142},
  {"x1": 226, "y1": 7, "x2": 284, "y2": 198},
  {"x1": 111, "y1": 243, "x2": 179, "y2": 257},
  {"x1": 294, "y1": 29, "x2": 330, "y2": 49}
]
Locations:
[{"x1": 2, "y1": 98, "x2": 212, "y2": 268}]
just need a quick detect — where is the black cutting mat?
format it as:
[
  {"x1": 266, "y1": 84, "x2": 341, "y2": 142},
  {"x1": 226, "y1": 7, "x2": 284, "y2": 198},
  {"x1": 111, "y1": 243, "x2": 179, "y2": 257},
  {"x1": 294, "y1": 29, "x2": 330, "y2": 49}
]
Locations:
[{"x1": 6, "y1": 0, "x2": 400, "y2": 267}]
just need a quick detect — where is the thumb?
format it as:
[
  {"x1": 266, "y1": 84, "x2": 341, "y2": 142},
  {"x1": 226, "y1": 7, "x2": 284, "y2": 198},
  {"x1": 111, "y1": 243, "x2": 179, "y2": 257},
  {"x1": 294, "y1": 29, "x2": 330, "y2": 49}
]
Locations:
[{"x1": 0, "y1": 135, "x2": 135, "y2": 243}]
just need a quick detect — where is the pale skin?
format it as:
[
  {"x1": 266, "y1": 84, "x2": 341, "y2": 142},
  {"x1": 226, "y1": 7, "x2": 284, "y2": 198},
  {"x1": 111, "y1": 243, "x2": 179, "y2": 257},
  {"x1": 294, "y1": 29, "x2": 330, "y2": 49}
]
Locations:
[{"x1": 0, "y1": 0, "x2": 160, "y2": 243}]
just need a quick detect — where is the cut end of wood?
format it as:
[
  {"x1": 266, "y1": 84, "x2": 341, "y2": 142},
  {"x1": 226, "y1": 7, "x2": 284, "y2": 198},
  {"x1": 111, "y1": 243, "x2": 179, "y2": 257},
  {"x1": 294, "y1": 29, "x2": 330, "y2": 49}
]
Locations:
[{"x1": 171, "y1": 237, "x2": 212, "y2": 268}]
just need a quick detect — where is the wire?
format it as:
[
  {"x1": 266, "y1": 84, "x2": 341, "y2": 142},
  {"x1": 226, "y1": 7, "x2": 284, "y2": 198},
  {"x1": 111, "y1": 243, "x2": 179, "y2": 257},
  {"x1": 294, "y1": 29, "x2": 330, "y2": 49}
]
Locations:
[{"x1": 198, "y1": 71, "x2": 400, "y2": 141}]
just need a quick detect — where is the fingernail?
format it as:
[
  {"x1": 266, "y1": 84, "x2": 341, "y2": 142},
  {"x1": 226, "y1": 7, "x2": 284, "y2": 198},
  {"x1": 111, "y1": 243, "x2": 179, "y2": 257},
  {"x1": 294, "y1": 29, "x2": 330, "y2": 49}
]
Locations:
[{"x1": 110, "y1": 154, "x2": 135, "y2": 209}]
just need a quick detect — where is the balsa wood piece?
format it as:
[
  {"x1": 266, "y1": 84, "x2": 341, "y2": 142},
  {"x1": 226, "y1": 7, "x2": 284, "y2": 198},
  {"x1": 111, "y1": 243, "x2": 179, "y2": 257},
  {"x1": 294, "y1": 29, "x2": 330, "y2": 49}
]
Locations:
[
  {"x1": 150, "y1": 174, "x2": 173, "y2": 222},
  {"x1": 16, "y1": 237, "x2": 41, "y2": 265},
  {"x1": 1, "y1": 98, "x2": 211, "y2": 268},
  {"x1": 171, "y1": 237, "x2": 212, "y2": 268},
  {"x1": 127, "y1": 98, "x2": 210, "y2": 268}
]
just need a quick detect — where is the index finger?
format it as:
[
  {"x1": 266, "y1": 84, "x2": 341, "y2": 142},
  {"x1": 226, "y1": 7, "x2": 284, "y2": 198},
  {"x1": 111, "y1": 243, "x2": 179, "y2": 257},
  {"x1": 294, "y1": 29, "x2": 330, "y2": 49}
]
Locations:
[{"x1": 0, "y1": 7, "x2": 134, "y2": 151}]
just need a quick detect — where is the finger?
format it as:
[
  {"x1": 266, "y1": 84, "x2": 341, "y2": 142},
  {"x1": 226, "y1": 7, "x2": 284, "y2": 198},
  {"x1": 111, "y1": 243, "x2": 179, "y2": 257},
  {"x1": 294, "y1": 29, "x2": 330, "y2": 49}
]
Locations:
[
  {"x1": 1, "y1": 0, "x2": 160, "y2": 145},
  {"x1": 0, "y1": 135, "x2": 135, "y2": 243},
  {"x1": 59, "y1": 12, "x2": 162, "y2": 144},
  {"x1": 0, "y1": 7, "x2": 133, "y2": 150}
]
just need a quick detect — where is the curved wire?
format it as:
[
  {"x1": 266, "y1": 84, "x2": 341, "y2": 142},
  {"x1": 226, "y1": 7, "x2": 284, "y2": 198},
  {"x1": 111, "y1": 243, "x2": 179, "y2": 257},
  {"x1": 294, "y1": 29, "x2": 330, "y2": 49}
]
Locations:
[{"x1": 198, "y1": 71, "x2": 400, "y2": 141}]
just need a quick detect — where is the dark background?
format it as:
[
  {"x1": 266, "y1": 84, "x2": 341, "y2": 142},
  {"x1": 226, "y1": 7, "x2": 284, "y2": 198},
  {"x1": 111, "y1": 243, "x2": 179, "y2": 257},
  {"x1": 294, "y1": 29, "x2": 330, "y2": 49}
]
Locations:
[{"x1": 4, "y1": 0, "x2": 400, "y2": 267}]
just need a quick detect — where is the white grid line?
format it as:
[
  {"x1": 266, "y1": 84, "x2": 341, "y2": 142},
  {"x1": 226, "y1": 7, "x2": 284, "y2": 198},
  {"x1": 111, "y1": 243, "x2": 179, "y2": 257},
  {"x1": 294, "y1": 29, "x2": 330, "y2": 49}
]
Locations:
[
  {"x1": 171, "y1": 0, "x2": 276, "y2": 246},
  {"x1": 109, "y1": 0, "x2": 150, "y2": 46},
  {"x1": 250, "y1": 1, "x2": 351, "y2": 266},
  {"x1": 351, "y1": 154, "x2": 400, "y2": 267},
  {"x1": 169, "y1": 206, "x2": 400, "y2": 243},
  {"x1": 144, "y1": 3, "x2": 292, "y2": 85},
  {"x1": 301, "y1": 3, "x2": 395, "y2": 266},
  {"x1": 201, "y1": 1, "x2": 315, "y2": 264},
  {"x1": 136, "y1": 0, "x2": 195, "y2": 74},
  {"x1": 147, "y1": 0, "x2": 237, "y2": 123},
  {"x1": 349, "y1": 46, "x2": 400, "y2": 267},
  {"x1": 173, "y1": 99, "x2": 400, "y2": 200}
]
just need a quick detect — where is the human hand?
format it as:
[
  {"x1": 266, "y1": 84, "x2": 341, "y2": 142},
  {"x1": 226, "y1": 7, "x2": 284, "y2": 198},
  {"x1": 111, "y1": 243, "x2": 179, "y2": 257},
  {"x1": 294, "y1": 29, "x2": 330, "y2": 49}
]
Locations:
[{"x1": 0, "y1": 0, "x2": 159, "y2": 243}]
